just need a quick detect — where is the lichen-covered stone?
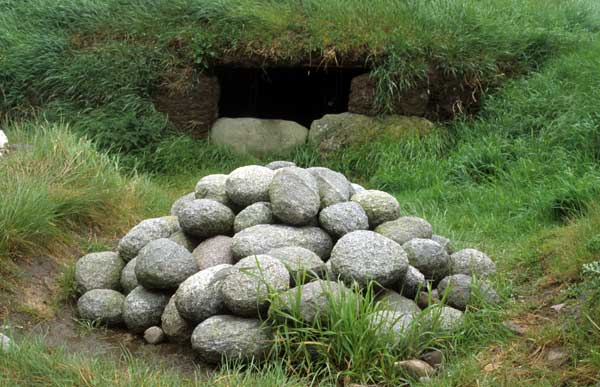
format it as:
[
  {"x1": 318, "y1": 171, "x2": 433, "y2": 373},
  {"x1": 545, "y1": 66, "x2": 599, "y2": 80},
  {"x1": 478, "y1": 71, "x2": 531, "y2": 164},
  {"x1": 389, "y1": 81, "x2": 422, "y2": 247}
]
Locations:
[
  {"x1": 135, "y1": 238, "x2": 198, "y2": 290},
  {"x1": 191, "y1": 315, "x2": 273, "y2": 364},
  {"x1": 193, "y1": 235, "x2": 235, "y2": 270},
  {"x1": 431, "y1": 235, "x2": 454, "y2": 255},
  {"x1": 77, "y1": 289, "x2": 125, "y2": 326},
  {"x1": 265, "y1": 160, "x2": 296, "y2": 170},
  {"x1": 175, "y1": 264, "x2": 232, "y2": 325},
  {"x1": 377, "y1": 290, "x2": 421, "y2": 316},
  {"x1": 161, "y1": 295, "x2": 192, "y2": 343},
  {"x1": 319, "y1": 201, "x2": 369, "y2": 238},
  {"x1": 221, "y1": 255, "x2": 290, "y2": 317},
  {"x1": 423, "y1": 305, "x2": 464, "y2": 331},
  {"x1": 330, "y1": 230, "x2": 409, "y2": 287},
  {"x1": 75, "y1": 251, "x2": 124, "y2": 293},
  {"x1": 449, "y1": 248, "x2": 496, "y2": 277},
  {"x1": 194, "y1": 174, "x2": 231, "y2": 206},
  {"x1": 118, "y1": 216, "x2": 180, "y2": 261},
  {"x1": 168, "y1": 230, "x2": 198, "y2": 252},
  {"x1": 120, "y1": 258, "x2": 138, "y2": 295},
  {"x1": 375, "y1": 216, "x2": 433, "y2": 245},
  {"x1": 231, "y1": 224, "x2": 333, "y2": 260},
  {"x1": 267, "y1": 246, "x2": 325, "y2": 284},
  {"x1": 178, "y1": 199, "x2": 234, "y2": 238},
  {"x1": 269, "y1": 167, "x2": 320, "y2": 225},
  {"x1": 270, "y1": 280, "x2": 347, "y2": 324},
  {"x1": 351, "y1": 190, "x2": 401, "y2": 228},
  {"x1": 170, "y1": 192, "x2": 195, "y2": 217},
  {"x1": 226, "y1": 165, "x2": 274, "y2": 206},
  {"x1": 306, "y1": 167, "x2": 351, "y2": 208},
  {"x1": 403, "y1": 238, "x2": 449, "y2": 281},
  {"x1": 122, "y1": 286, "x2": 170, "y2": 333},
  {"x1": 437, "y1": 274, "x2": 499, "y2": 310},
  {"x1": 234, "y1": 202, "x2": 273, "y2": 233},
  {"x1": 398, "y1": 265, "x2": 427, "y2": 299}
]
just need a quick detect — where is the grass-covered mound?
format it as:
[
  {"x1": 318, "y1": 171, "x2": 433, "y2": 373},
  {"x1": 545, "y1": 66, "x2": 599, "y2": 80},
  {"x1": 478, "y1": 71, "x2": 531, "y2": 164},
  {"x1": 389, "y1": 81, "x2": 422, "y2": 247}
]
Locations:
[{"x1": 1, "y1": 0, "x2": 600, "y2": 165}]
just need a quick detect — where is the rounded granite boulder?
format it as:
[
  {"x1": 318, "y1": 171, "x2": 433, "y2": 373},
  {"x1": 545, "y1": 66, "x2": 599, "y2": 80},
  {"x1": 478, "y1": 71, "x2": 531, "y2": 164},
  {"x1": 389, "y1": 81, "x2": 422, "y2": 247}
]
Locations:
[
  {"x1": 376, "y1": 290, "x2": 421, "y2": 316},
  {"x1": 437, "y1": 274, "x2": 499, "y2": 310},
  {"x1": 118, "y1": 216, "x2": 180, "y2": 262},
  {"x1": 233, "y1": 202, "x2": 274, "y2": 234},
  {"x1": 402, "y1": 238, "x2": 449, "y2": 281},
  {"x1": 351, "y1": 190, "x2": 401, "y2": 227},
  {"x1": 231, "y1": 224, "x2": 333, "y2": 260},
  {"x1": 178, "y1": 199, "x2": 235, "y2": 238},
  {"x1": 269, "y1": 167, "x2": 320, "y2": 226},
  {"x1": 135, "y1": 238, "x2": 198, "y2": 290},
  {"x1": 120, "y1": 257, "x2": 138, "y2": 295},
  {"x1": 175, "y1": 264, "x2": 232, "y2": 325},
  {"x1": 319, "y1": 201, "x2": 369, "y2": 238},
  {"x1": 397, "y1": 265, "x2": 427, "y2": 299},
  {"x1": 265, "y1": 160, "x2": 296, "y2": 170},
  {"x1": 193, "y1": 235, "x2": 235, "y2": 270},
  {"x1": 161, "y1": 295, "x2": 193, "y2": 343},
  {"x1": 423, "y1": 305, "x2": 464, "y2": 331},
  {"x1": 75, "y1": 251, "x2": 124, "y2": 293},
  {"x1": 226, "y1": 165, "x2": 274, "y2": 207},
  {"x1": 191, "y1": 315, "x2": 273, "y2": 364},
  {"x1": 194, "y1": 174, "x2": 232, "y2": 206},
  {"x1": 431, "y1": 235, "x2": 454, "y2": 255},
  {"x1": 168, "y1": 230, "x2": 198, "y2": 252},
  {"x1": 306, "y1": 167, "x2": 351, "y2": 208},
  {"x1": 267, "y1": 246, "x2": 325, "y2": 283},
  {"x1": 449, "y1": 248, "x2": 496, "y2": 277},
  {"x1": 170, "y1": 192, "x2": 195, "y2": 217},
  {"x1": 122, "y1": 286, "x2": 170, "y2": 333},
  {"x1": 375, "y1": 216, "x2": 433, "y2": 245},
  {"x1": 77, "y1": 289, "x2": 125, "y2": 326},
  {"x1": 221, "y1": 255, "x2": 290, "y2": 317},
  {"x1": 270, "y1": 280, "x2": 347, "y2": 324},
  {"x1": 330, "y1": 230, "x2": 409, "y2": 287}
]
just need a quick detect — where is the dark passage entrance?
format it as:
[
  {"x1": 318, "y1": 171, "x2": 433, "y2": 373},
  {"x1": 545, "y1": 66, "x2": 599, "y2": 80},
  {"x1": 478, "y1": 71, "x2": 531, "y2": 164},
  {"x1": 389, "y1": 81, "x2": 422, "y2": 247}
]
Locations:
[{"x1": 215, "y1": 67, "x2": 365, "y2": 127}]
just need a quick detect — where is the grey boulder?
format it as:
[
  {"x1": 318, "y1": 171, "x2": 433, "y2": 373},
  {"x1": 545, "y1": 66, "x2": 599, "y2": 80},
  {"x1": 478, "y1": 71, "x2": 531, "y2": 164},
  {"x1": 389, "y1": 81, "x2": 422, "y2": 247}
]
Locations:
[
  {"x1": 178, "y1": 199, "x2": 234, "y2": 238},
  {"x1": 120, "y1": 258, "x2": 138, "y2": 295},
  {"x1": 144, "y1": 326, "x2": 165, "y2": 345},
  {"x1": 306, "y1": 167, "x2": 351, "y2": 208},
  {"x1": 77, "y1": 289, "x2": 125, "y2": 326},
  {"x1": 161, "y1": 295, "x2": 193, "y2": 343},
  {"x1": 210, "y1": 117, "x2": 308, "y2": 157},
  {"x1": 350, "y1": 183, "x2": 366, "y2": 195},
  {"x1": 269, "y1": 167, "x2": 320, "y2": 226},
  {"x1": 191, "y1": 315, "x2": 273, "y2": 364},
  {"x1": 175, "y1": 264, "x2": 232, "y2": 325},
  {"x1": 118, "y1": 216, "x2": 180, "y2": 262},
  {"x1": 375, "y1": 216, "x2": 433, "y2": 245},
  {"x1": 233, "y1": 202, "x2": 273, "y2": 234},
  {"x1": 193, "y1": 235, "x2": 235, "y2": 270},
  {"x1": 437, "y1": 274, "x2": 499, "y2": 310},
  {"x1": 403, "y1": 238, "x2": 449, "y2": 281},
  {"x1": 369, "y1": 310, "x2": 414, "y2": 336},
  {"x1": 122, "y1": 286, "x2": 170, "y2": 333},
  {"x1": 135, "y1": 238, "x2": 198, "y2": 290},
  {"x1": 265, "y1": 160, "x2": 296, "y2": 170},
  {"x1": 398, "y1": 265, "x2": 427, "y2": 299},
  {"x1": 75, "y1": 251, "x2": 124, "y2": 293},
  {"x1": 377, "y1": 290, "x2": 420, "y2": 316},
  {"x1": 267, "y1": 246, "x2": 325, "y2": 284},
  {"x1": 168, "y1": 230, "x2": 198, "y2": 252},
  {"x1": 270, "y1": 280, "x2": 347, "y2": 324},
  {"x1": 431, "y1": 235, "x2": 454, "y2": 254},
  {"x1": 351, "y1": 190, "x2": 401, "y2": 227},
  {"x1": 231, "y1": 224, "x2": 333, "y2": 260},
  {"x1": 194, "y1": 174, "x2": 231, "y2": 206},
  {"x1": 226, "y1": 165, "x2": 274, "y2": 206},
  {"x1": 170, "y1": 192, "x2": 195, "y2": 217},
  {"x1": 221, "y1": 255, "x2": 290, "y2": 317},
  {"x1": 318, "y1": 201, "x2": 369, "y2": 238},
  {"x1": 449, "y1": 248, "x2": 496, "y2": 277},
  {"x1": 423, "y1": 305, "x2": 464, "y2": 331},
  {"x1": 330, "y1": 230, "x2": 409, "y2": 287}
]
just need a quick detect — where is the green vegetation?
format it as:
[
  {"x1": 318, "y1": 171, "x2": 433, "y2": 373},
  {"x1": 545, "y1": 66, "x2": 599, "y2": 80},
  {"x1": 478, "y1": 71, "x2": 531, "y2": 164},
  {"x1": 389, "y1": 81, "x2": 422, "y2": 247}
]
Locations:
[{"x1": 1, "y1": 0, "x2": 600, "y2": 385}]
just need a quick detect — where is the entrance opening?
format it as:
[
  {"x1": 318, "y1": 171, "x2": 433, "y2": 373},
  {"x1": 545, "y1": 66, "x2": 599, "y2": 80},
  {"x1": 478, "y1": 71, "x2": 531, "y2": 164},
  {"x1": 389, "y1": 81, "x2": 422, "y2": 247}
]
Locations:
[{"x1": 215, "y1": 66, "x2": 365, "y2": 127}]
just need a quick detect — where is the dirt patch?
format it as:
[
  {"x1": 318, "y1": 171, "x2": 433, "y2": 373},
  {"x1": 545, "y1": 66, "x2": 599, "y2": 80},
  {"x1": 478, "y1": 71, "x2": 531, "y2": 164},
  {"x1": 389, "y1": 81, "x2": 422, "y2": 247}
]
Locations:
[{"x1": 152, "y1": 67, "x2": 220, "y2": 137}]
